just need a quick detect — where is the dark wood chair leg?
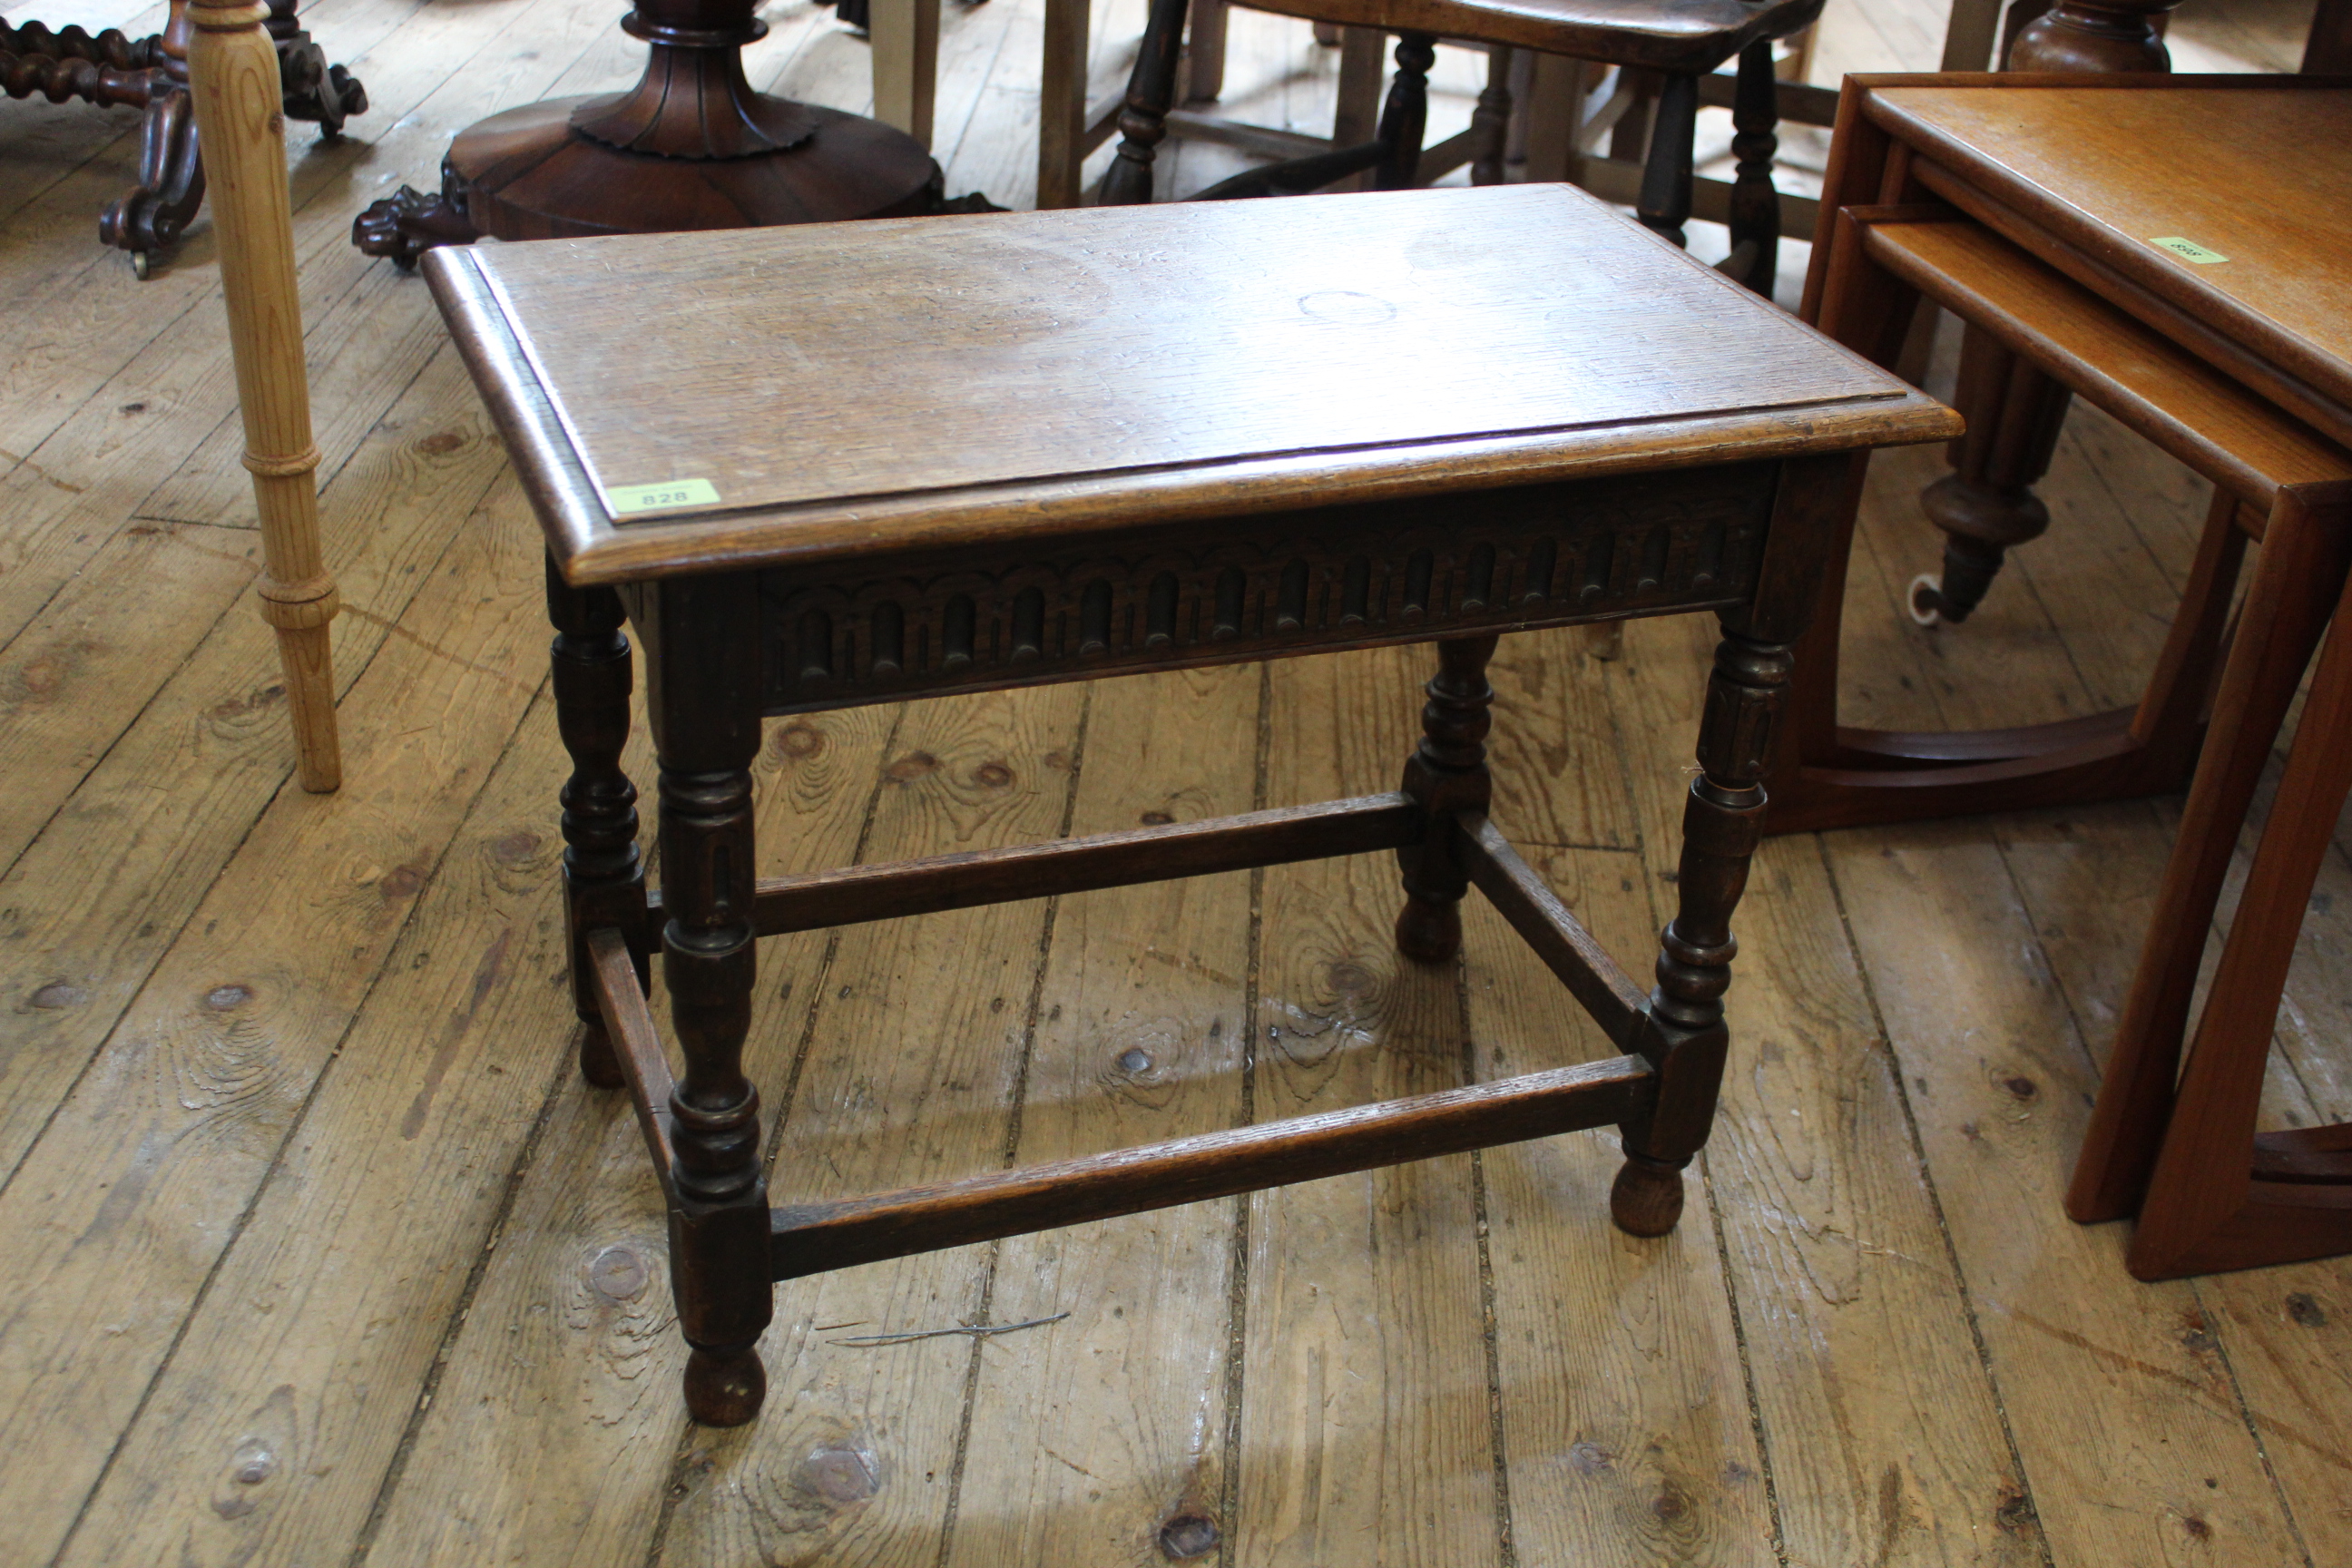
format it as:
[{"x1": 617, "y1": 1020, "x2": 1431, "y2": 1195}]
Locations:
[
  {"x1": 547, "y1": 555, "x2": 646, "y2": 1091},
  {"x1": 1635, "y1": 70, "x2": 1698, "y2": 248},
  {"x1": 1611, "y1": 621, "x2": 1782, "y2": 1236},
  {"x1": 1098, "y1": 0, "x2": 1189, "y2": 206},
  {"x1": 1396, "y1": 635, "x2": 1498, "y2": 965},
  {"x1": 1469, "y1": 45, "x2": 1511, "y2": 187},
  {"x1": 645, "y1": 574, "x2": 773, "y2": 1427},
  {"x1": 1912, "y1": 328, "x2": 2073, "y2": 625},
  {"x1": 1725, "y1": 39, "x2": 1779, "y2": 298},
  {"x1": 1372, "y1": 31, "x2": 1436, "y2": 191}
]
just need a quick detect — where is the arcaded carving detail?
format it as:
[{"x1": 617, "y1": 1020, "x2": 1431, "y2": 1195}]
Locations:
[{"x1": 755, "y1": 463, "x2": 1778, "y2": 713}]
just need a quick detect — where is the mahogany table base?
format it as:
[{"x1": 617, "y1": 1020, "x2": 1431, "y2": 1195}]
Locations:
[
  {"x1": 348, "y1": 0, "x2": 982, "y2": 267},
  {"x1": 2, "y1": 0, "x2": 364, "y2": 275},
  {"x1": 350, "y1": 96, "x2": 956, "y2": 266}
]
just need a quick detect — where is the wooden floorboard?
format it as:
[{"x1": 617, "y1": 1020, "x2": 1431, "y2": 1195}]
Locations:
[{"x1": 4, "y1": 0, "x2": 2347, "y2": 1562}]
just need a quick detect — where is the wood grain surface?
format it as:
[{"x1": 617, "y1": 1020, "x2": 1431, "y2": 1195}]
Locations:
[{"x1": 429, "y1": 181, "x2": 1953, "y2": 583}]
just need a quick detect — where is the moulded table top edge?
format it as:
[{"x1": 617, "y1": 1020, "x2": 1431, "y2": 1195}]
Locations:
[
  {"x1": 1852, "y1": 76, "x2": 2352, "y2": 418},
  {"x1": 529, "y1": 396, "x2": 1955, "y2": 583},
  {"x1": 426, "y1": 185, "x2": 1959, "y2": 584}
]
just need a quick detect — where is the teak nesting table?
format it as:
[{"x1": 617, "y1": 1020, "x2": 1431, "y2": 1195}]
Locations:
[{"x1": 425, "y1": 184, "x2": 1955, "y2": 1426}]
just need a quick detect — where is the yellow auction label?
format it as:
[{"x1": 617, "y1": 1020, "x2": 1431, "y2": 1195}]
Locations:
[
  {"x1": 2149, "y1": 237, "x2": 2229, "y2": 265},
  {"x1": 608, "y1": 478, "x2": 720, "y2": 515}
]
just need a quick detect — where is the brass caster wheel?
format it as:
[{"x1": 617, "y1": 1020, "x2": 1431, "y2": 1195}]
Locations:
[
  {"x1": 1907, "y1": 572, "x2": 1943, "y2": 627},
  {"x1": 130, "y1": 250, "x2": 151, "y2": 280}
]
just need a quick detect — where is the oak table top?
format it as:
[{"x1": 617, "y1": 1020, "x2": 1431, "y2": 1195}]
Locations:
[{"x1": 425, "y1": 183, "x2": 1952, "y2": 585}]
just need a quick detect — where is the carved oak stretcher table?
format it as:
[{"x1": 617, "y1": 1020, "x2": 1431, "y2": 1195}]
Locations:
[{"x1": 425, "y1": 184, "x2": 1955, "y2": 1426}]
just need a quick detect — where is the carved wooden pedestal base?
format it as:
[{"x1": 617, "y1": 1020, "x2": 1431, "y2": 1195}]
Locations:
[
  {"x1": 2, "y1": 0, "x2": 364, "y2": 275},
  {"x1": 351, "y1": 0, "x2": 987, "y2": 267}
]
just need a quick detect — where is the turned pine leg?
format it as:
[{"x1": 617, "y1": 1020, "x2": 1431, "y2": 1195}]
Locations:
[
  {"x1": 547, "y1": 556, "x2": 645, "y2": 1090},
  {"x1": 646, "y1": 574, "x2": 772, "y2": 1426},
  {"x1": 1396, "y1": 635, "x2": 1498, "y2": 965},
  {"x1": 1612, "y1": 623, "x2": 1784, "y2": 1237}
]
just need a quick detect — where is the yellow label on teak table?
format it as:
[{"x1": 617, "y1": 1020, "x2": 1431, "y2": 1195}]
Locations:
[
  {"x1": 609, "y1": 478, "x2": 721, "y2": 515},
  {"x1": 2149, "y1": 237, "x2": 2229, "y2": 264}
]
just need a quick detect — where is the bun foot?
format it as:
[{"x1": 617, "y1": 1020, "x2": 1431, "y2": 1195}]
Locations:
[
  {"x1": 1395, "y1": 895, "x2": 1462, "y2": 965},
  {"x1": 683, "y1": 1342, "x2": 767, "y2": 1426},
  {"x1": 578, "y1": 1022, "x2": 625, "y2": 1090},
  {"x1": 1610, "y1": 1151, "x2": 1688, "y2": 1237}
]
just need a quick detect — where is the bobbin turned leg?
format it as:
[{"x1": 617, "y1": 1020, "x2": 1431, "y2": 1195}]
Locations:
[
  {"x1": 546, "y1": 555, "x2": 645, "y2": 1090},
  {"x1": 1612, "y1": 620, "x2": 1783, "y2": 1236},
  {"x1": 1396, "y1": 635, "x2": 1497, "y2": 965},
  {"x1": 1097, "y1": 0, "x2": 1186, "y2": 205},
  {"x1": 1372, "y1": 32, "x2": 1436, "y2": 191},
  {"x1": 644, "y1": 573, "x2": 772, "y2": 1426},
  {"x1": 1724, "y1": 39, "x2": 1779, "y2": 298}
]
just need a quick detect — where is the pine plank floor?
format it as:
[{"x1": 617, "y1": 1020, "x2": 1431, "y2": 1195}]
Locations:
[{"x1": 1, "y1": 0, "x2": 2347, "y2": 1562}]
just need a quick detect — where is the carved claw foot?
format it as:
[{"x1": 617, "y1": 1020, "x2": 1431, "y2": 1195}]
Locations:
[
  {"x1": 1609, "y1": 1149, "x2": 1688, "y2": 1237},
  {"x1": 353, "y1": 174, "x2": 481, "y2": 268},
  {"x1": 683, "y1": 1342, "x2": 767, "y2": 1426}
]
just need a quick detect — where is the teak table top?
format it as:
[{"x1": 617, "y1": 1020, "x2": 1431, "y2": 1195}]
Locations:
[
  {"x1": 425, "y1": 184, "x2": 1951, "y2": 584},
  {"x1": 1858, "y1": 76, "x2": 2352, "y2": 446}
]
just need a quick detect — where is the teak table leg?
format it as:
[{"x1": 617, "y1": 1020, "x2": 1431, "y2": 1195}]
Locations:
[
  {"x1": 2067, "y1": 487, "x2": 2352, "y2": 1224},
  {"x1": 645, "y1": 573, "x2": 773, "y2": 1426},
  {"x1": 2124, "y1": 557, "x2": 2352, "y2": 1279},
  {"x1": 186, "y1": 0, "x2": 341, "y2": 790},
  {"x1": 547, "y1": 557, "x2": 646, "y2": 1090},
  {"x1": 1396, "y1": 634, "x2": 1498, "y2": 964}
]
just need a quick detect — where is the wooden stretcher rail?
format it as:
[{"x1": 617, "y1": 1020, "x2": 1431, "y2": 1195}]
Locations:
[
  {"x1": 769, "y1": 1054, "x2": 1654, "y2": 1278},
  {"x1": 588, "y1": 929, "x2": 678, "y2": 1195},
  {"x1": 651, "y1": 792, "x2": 1423, "y2": 937},
  {"x1": 1463, "y1": 815, "x2": 1649, "y2": 1044}
]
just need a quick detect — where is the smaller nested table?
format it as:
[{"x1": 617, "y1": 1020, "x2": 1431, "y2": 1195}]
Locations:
[{"x1": 425, "y1": 184, "x2": 1952, "y2": 1426}]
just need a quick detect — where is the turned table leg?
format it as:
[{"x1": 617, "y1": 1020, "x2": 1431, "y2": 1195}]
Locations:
[
  {"x1": 1911, "y1": 0, "x2": 2176, "y2": 622},
  {"x1": 1396, "y1": 635, "x2": 1498, "y2": 965},
  {"x1": 1612, "y1": 621, "x2": 1782, "y2": 1236},
  {"x1": 547, "y1": 557, "x2": 645, "y2": 1090},
  {"x1": 187, "y1": 0, "x2": 343, "y2": 788},
  {"x1": 1912, "y1": 327, "x2": 2073, "y2": 624},
  {"x1": 646, "y1": 574, "x2": 773, "y2": 1426}
]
